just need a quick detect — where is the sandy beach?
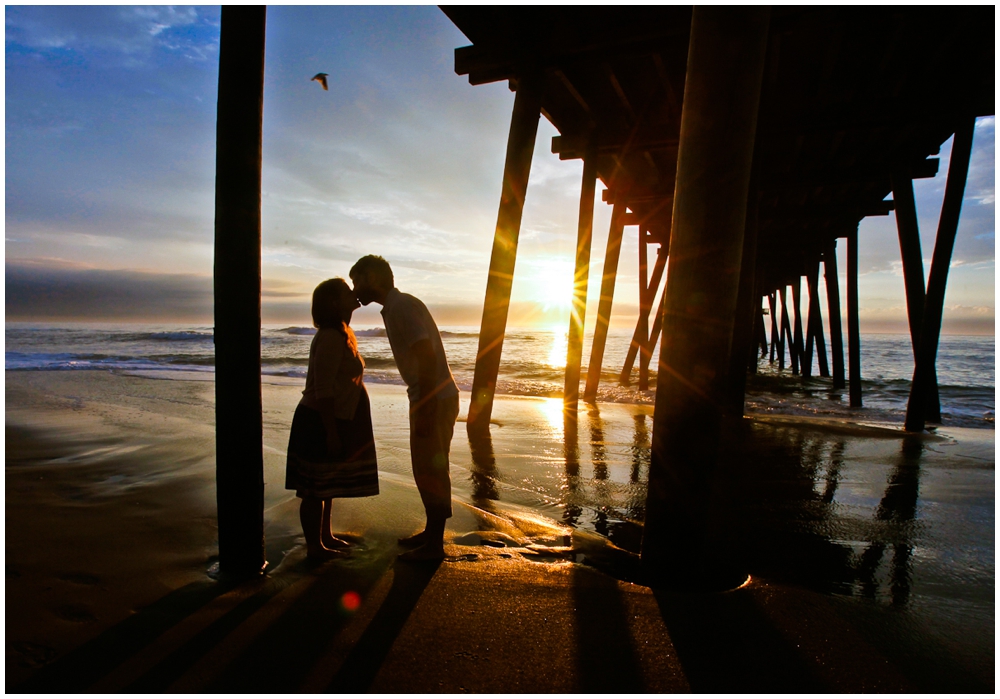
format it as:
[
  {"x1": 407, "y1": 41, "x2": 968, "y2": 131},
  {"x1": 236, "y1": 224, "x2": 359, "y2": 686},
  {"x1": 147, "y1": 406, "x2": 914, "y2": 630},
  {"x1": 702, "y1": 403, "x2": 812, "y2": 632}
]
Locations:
[{"x1": 6, "y1": 369, "x2": 995, "y2": 692}]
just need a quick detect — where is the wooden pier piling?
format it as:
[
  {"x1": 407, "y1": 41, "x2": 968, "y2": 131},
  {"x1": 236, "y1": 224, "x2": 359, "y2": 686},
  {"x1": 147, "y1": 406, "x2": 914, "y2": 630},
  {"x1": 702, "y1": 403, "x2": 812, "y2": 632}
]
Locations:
[
  {"x1": 640, "y1": 5, "x2": 769, "y2": 585},
  {"x1": 905, "y1": 118, "x2": 976, "y2": 432},
  {"x1": 213, "y1": 5, "x2": 267, "y2": 579},
  {"x1": 564, "y1": 144, "x2": 598, "y2": 410},
  {"x1": 847, "y1": 227, "x2": 863, "y2": 407},
  {"x1": 583, "y1": 202, "x2": 626, "y2": 402},
  {"x1": 468, "y1": 73, "x2": 543, "y2": 435},
  {"x1": 825, "y1": 240, "x2": 846, "y2": 390}
]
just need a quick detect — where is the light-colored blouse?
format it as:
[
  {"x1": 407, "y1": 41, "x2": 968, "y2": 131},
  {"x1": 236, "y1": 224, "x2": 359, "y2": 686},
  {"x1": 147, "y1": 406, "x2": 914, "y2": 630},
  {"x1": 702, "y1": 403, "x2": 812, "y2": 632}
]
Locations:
[{"x1": 300, "y1": 325, "x2": 364, "y2": 420}]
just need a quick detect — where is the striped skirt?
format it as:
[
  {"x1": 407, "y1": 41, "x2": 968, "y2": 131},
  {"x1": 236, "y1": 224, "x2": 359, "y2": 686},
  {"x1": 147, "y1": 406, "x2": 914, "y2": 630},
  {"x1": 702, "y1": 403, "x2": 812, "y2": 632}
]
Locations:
[{"x1": 285, "y1": 387, "x2": 379, "y2": 499}]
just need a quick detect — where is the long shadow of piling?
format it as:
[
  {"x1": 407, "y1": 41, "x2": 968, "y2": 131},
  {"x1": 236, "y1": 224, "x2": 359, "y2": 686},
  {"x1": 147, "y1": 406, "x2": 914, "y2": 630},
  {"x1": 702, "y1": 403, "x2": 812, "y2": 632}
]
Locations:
[
  {"x1": 571, "y1": 565, "x2": 646, "y2": 692},
  {"x1": 652, "y1": 587, "x2": 828, "y2": 693},
  {"x1": 325, "y1": 560, "x2": 440, "y2": 692},
  {"x1": 10, "y1": 578, "x2": 237, "y2": 693}
]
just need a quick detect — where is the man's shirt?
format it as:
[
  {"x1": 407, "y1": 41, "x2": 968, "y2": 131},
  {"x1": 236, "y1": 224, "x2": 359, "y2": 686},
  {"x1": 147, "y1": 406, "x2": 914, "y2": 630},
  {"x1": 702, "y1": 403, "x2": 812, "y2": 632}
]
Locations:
[{"x1": 381, "y1": 287, "x2": 459, "y2": 405}]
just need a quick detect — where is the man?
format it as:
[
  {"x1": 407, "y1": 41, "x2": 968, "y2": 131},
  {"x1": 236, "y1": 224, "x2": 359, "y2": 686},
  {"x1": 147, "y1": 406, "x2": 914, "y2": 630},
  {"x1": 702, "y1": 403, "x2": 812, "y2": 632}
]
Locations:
[{"x1": 349, "y1": 255, "x2": 460, "y2": 561}]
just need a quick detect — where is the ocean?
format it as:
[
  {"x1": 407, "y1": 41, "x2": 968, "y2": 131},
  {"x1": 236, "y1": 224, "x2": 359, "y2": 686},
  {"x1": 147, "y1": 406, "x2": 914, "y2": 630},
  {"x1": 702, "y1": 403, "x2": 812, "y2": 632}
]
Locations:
[{"x1": 5, "y1": 322, "x2": 995, "y2": 428}]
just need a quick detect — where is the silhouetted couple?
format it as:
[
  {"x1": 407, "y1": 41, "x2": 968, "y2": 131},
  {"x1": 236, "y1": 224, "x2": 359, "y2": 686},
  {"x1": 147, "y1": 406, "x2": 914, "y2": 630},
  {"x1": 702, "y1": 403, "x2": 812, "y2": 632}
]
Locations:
[{"x1": 285, "y1": 255, "x2": 459, "y2": 563}]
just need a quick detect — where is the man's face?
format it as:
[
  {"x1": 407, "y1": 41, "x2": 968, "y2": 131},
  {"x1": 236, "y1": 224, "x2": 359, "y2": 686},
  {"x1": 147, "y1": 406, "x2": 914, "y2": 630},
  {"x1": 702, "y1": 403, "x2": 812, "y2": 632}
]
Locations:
[{"x1": 351, "y1": 272, "x2": 378, "y2": 306}]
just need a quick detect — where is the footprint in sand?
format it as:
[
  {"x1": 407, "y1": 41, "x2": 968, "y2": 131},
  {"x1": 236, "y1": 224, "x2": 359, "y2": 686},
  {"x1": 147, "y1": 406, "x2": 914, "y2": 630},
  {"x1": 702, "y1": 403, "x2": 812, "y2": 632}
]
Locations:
[
  {"x1": 10, "y1": 641, "x2": 57, "y2": 668},
  {"x1": 55, "y1": 604, "x2": 97, "y2": 623}
]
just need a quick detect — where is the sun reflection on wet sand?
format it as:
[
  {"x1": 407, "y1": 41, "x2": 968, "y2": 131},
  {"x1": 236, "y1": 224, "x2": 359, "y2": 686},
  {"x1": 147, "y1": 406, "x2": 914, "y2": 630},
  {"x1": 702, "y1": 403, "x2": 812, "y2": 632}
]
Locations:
[{"x1": 538, "y1": 397, "x2": 566, "y2": 434}]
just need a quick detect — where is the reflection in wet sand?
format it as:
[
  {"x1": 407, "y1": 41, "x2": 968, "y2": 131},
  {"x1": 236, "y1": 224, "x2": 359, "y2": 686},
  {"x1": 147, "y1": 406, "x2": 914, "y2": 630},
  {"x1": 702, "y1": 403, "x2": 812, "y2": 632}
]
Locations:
[{"x1": 856, "y1": 436, "x2": 922, "y2": 606}]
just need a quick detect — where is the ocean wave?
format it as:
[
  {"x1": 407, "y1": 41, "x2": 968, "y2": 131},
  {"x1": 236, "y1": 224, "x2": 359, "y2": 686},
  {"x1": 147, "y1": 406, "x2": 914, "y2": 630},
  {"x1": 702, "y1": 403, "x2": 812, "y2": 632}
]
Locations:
[
  {"x1": 279, "y1": 326, "x2": 317, "y2": 336},
  {"x1": 145, "y1": 331, "x2": 214, "y2": 342}
]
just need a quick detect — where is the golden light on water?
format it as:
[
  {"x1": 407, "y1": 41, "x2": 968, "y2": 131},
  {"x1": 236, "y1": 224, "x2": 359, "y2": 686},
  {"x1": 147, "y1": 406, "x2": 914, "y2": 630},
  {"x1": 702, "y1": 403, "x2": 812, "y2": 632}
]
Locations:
[{"x1": 547, "y1": 324, "x2": 569, "y2": 368}]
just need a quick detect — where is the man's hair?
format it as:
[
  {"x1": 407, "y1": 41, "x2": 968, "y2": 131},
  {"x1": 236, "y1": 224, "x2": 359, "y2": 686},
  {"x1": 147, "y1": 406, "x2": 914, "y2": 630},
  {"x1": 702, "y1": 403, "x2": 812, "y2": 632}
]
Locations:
[
  {"x1": 312, "y1": 278, "x2": 350, "y2": 329},
  {"x1": 349, "y1": 255, "x2": 393, "y2": 289}
]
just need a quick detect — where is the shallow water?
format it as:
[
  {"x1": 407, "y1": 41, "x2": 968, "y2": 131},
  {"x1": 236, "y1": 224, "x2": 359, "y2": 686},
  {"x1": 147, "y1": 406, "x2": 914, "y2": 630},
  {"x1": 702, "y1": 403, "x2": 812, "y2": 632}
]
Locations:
[{"x1": 6, "y1": 324, "x2": 995, "y2": 428}]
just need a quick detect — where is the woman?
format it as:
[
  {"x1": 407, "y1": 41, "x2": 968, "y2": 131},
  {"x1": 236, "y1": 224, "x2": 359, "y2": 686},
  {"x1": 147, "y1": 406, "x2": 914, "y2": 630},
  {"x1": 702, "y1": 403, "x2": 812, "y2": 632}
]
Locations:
[{"x1": 286, "y1": 278, "x2": 378, "y2": 560}]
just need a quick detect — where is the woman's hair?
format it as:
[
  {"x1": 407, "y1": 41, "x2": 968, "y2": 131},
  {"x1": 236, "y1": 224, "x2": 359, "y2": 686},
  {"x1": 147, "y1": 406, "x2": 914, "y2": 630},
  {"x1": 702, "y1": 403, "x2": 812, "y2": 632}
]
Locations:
[{"x1": 312, "y1": 278, "x2": 351, "y2": 329}]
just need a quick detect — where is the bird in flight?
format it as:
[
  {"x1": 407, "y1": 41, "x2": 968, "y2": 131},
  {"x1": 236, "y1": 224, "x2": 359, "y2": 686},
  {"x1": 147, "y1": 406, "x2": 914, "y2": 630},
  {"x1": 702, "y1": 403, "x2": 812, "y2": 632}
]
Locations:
[{"x1": 311, "y1": 73, "x2": 328, "y2": 91}]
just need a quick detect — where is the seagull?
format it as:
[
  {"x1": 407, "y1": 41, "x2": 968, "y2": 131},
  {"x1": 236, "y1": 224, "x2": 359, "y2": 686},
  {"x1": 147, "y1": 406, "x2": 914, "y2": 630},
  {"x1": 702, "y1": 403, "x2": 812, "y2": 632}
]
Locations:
[{"x1": 311, "y1": 72, "x2": 328, "y2": 91}]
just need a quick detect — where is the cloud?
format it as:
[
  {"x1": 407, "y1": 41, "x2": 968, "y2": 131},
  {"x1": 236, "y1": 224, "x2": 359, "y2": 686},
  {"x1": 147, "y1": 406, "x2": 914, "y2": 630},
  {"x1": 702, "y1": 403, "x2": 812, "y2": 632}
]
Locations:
[
  {"x1": 6, "y1": 261, "x2": 213, "y2": 321},
  {"x1": 5, "y1": 6, "x2": 215, "y2": 61}
]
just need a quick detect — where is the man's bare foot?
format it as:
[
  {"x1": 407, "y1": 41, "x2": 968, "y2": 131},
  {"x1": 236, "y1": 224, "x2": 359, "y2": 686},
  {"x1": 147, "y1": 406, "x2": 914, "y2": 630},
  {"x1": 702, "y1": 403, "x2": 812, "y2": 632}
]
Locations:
[
  {"x1": 398, "y1": 531, "x2": 428, "y2": 548},
  {"x1": 307, "y1": 546, "x2": 348, "y2": 562},
  {"x1": 398, "y1": 542, "x2": 445, "y2": 562},
  {"x1": 322, "y1": 535, "x2": 351, "y2": 549}
]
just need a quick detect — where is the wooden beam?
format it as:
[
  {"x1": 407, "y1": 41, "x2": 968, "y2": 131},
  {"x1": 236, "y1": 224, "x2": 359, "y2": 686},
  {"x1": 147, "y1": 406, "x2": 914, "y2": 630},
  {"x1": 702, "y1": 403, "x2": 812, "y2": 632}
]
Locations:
[
  {"x1": 825, "y1": 241, "x2": 846, "y2": 390},
  {"x1": 468, "y1": 73, "x2": 544, "y2": 435},
  {"x1": 891, "y1": 171, "x2": 927, "y2": 354},
  {"x1": 725, "y1": 183, "x2": 761, "y2": 416},
  {"x1": 214, "y1": 5, "x2": 267, "y2": 579},
  {"x1": 641, "y1": 6, "x2": 769, "y2": 585},
  {"x1": 553, "y1": 133, "x2": 678, "y2": 160},
  {"x1": 779, "y1": 286, "x2": 792, "y2": 370},
  {"x1": 564, "y1": 143, "x2": 599, "y2": 410},
  {"x1": 807, "y1": 261, "x2": 830, "y2": 378},
  {"x1": 638, "y1": 245, "x2": 667, "y2": 390},
  {"x1": 847, "y1": 226, "x2": 863, "y2": 407},
  {"x1": 906, "y1": 117, "x2": 976, "y2": 431},
  {"x1": 792, "y1": 276, "x2": 804, "y2": 376},
  {"x1": 620, "y1": 238, "x2": 665, "y2": 387},
  {"x1": 769, "y1": 292, "x2": 779, "y2": 363},
  {"x1": 892, "y1": 167, "x2": 942, "y2": 422},
  {"x1": 584, "y1": 202, "x2": 626, "y2": 402}
]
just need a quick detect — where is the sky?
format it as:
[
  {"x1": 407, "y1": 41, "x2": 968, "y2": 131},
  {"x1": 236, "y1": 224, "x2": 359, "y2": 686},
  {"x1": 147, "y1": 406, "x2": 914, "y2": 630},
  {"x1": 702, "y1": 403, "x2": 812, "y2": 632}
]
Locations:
[{"x1": 5, "y1": 6, "x2": 996, "y2": 334}]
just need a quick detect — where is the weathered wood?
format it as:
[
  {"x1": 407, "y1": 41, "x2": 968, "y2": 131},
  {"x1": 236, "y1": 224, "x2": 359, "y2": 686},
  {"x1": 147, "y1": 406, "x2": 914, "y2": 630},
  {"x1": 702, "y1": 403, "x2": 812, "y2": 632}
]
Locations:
[
  {"x1": 824, "y1": 241, "x2": 846, "y2": 390},
  {"x1": 725, "y1": 184, "x2": 761, "y2": 415},
  {"x1": 768, "y1": 293, "x2": 777, "y2": 362},
  {"x1": 564, "y1": 143, "x2": 599, "y2": 410},
  {"x1": 792, "y1": 277, "x2": 804, "y2": 375},
  {"x1": 847, "y1": 226, "x2": 863, "y2": 407},
  {"x1": 214, "y1": 5, "x2": 267, "y2": 578},
  {"x1": 583, "y1": 202, "x2": 626, "y2": 402},
  {"x1": 892, "y1": 172, "x2": 928, "y2": 351},
  {"x1": 906, "y1": 117, "x2": 975, "y2": 431},
  {"x1": 638, "y1": 245, "x2": 667, "y2": 390},
  {"x1": 641, "y1": 6, "x2": 769, "y2": 584},
  {"x1": 643, "y1": 281, "x2": 669, "y2": 380},
  {"x1": 807, "y1": 261, "x2": 830, "y2": 377},
  {"x1": 468, "y1": 73, "x2": 544, "y2": 435},
  {"x1": 620, "y1": 235, "x2": 665, "y2": 388},
  {"x1": 892, "y1": 168, "x2": 942, "y2": 421},
  {"x1": 779, "y1": 286, "x2": 790, "y2": 370},
  {"x1": 619, "y1": 229, "x2": 648, "y2": 387}
]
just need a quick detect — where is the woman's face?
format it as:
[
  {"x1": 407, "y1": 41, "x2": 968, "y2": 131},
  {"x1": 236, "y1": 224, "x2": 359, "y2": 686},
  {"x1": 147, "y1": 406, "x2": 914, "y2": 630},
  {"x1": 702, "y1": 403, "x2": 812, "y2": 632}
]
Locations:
[{"x1": 336, "y1": 285, "x2": 361, "y2": 324}]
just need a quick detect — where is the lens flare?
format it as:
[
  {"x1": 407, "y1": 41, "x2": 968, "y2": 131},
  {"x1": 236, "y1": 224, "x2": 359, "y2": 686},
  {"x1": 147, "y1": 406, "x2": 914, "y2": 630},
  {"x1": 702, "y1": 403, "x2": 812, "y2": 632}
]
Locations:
[{"x1": 340, "y1": 590, "x2": 361, "y2": 612}]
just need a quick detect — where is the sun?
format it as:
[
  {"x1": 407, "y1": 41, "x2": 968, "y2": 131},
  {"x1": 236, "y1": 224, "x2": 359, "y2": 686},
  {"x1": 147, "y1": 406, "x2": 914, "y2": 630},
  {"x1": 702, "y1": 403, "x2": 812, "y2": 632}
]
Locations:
[{"x1": 532, "y1": 258, "x2": 575, "y2": 312}]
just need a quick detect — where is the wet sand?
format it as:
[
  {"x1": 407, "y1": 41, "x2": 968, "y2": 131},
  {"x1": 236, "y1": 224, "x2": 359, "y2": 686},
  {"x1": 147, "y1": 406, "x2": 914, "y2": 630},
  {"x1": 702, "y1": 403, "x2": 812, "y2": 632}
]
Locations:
[{"x1": 6, "y1": 370, "x2": 995, "y2": 691}]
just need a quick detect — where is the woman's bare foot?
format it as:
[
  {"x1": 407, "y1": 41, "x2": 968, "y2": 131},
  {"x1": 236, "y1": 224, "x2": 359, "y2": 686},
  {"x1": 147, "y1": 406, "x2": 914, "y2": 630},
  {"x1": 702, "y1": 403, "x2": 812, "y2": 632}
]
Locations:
[
  {"x1": 322, "y1": 534, "x2": 351, "y2": 549},
  {"x1": 398, "y1": 542, "x2": 445, "y2": 562},
  {"x1": 398, "y1": 530, "x2": 428, "y2": 548}
]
